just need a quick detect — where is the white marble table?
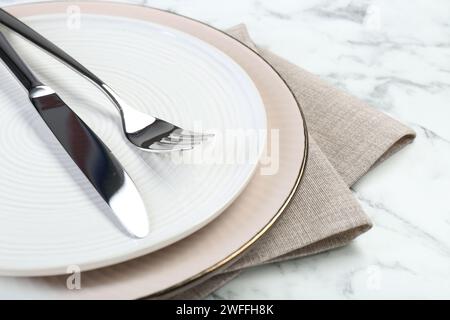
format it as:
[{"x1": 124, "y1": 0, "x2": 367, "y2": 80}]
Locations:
[{"x1": 2, "y1": 0, "x2": 449, "y2": 299}]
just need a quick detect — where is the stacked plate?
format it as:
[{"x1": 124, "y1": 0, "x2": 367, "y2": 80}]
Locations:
[{"x1": 0, "y1": 1, "x2": 307, "y2": 299}]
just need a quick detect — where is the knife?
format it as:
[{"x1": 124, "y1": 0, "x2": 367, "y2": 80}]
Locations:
[{"x1": 0, "y1": 31, "x2": 150, "y2": 238}]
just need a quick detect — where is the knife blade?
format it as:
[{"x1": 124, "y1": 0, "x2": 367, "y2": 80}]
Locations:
[{"x1": 0, "y1": 31, "x2": 149, "y2": 238}]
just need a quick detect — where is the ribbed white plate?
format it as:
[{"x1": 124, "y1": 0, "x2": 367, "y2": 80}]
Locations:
[{"x1": 0, "y1": 8, "x2": 266, "y2": 275}]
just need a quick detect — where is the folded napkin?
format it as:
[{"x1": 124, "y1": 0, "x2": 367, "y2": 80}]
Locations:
[{"x1": 167, "y1": 24, "x2": 415, "y2": 299}]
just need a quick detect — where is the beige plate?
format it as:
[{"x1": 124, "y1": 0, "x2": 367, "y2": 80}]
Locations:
[{"x1": 0, "y1": 1, "x2": 308, "y2": 299}]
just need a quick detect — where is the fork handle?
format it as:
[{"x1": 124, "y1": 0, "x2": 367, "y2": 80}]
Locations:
[
  {"x1": 0, "y1": 31, "x2": 42, "y2": 91},
  {"x1": 0, "y1": 7, "x2": 104, "y2": 87}
]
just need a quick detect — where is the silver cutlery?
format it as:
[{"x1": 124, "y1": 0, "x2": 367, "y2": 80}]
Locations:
[
  {"x1": 0, "y1": 7, "x2": 213, "y2": 153},
  {"x1": 0, "y1": 31, "x2": 150, "y2": 238}
]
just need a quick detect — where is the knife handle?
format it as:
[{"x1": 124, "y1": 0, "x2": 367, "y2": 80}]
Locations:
[
  {"x1": 0, "y1": 31, "x2": 43, "y2": 91},
  {"x1": 0, "y1": 8, "x2": 104, "y2": 87}
]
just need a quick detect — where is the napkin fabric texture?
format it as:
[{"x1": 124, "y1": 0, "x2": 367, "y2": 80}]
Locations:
[{"x1": 169, "y1": 24, "x2": 415, "y2": 299}]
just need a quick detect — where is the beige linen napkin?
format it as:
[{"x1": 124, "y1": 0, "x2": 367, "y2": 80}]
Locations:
[{"x1": 167, "y1": 24, "x2": 415, "y2": 299}]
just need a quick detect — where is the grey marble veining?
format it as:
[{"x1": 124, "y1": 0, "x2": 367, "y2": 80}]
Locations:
[{"x1": 1, "y1": 0, "x2": 449, "y2": 299}]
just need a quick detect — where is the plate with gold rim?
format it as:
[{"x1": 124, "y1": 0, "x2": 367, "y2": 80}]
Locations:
[{"x1": 0, "y1": 1, "x2": 307, "y2": 298}]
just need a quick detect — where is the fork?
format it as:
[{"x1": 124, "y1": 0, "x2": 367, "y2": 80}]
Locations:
[{"x1": 0, "y1": 8, "x2": 213, "y2": 153}]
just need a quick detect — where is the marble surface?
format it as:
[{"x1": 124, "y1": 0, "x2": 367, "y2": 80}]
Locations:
[{"x1": 1, "y1": 0, "x2": 449, "y2": 299}]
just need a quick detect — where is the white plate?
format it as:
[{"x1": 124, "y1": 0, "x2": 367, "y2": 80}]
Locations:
[{"x1": 0, "y1": 6, "x2": 266, "y2": 276}]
